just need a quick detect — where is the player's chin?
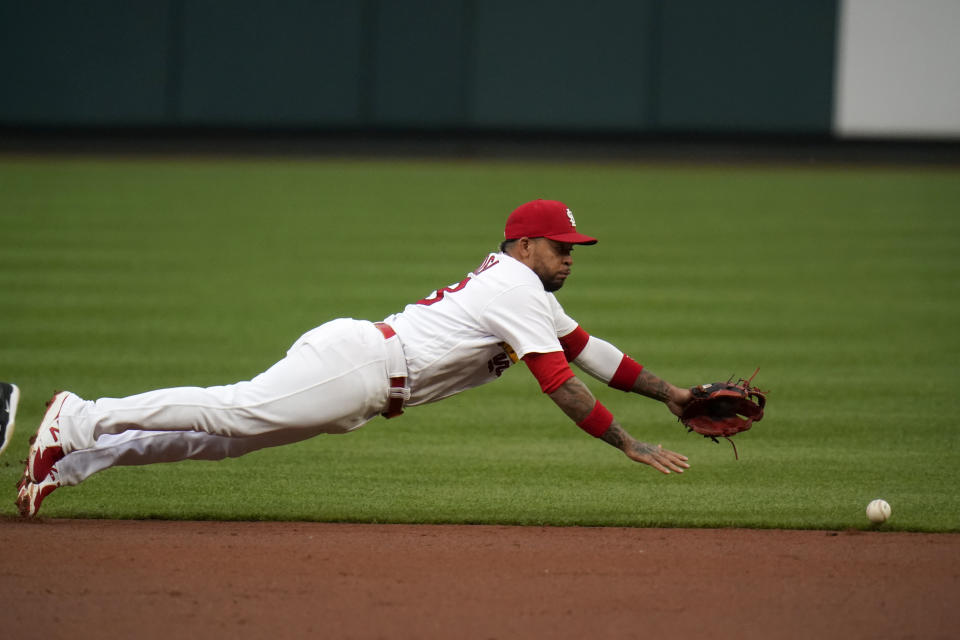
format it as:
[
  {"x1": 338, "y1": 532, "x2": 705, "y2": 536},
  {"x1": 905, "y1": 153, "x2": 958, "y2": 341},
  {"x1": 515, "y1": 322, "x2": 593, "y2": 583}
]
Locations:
[
  {"x1": 543, "y1": 280, "x2": 565, "y2": 292},
  {"x1": 542, "y1": 276, "x2": 568, "y2": 292}
]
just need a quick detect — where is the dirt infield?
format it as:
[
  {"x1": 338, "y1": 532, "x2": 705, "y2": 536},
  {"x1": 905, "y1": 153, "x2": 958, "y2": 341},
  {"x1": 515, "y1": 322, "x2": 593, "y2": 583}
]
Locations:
[{"x1": 1, "y1": 518, "x2": 957, "y2": 640}]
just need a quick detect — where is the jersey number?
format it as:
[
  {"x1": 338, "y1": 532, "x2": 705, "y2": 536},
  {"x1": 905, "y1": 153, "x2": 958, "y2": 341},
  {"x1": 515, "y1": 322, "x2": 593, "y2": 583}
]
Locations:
[
  {"x1": 416, "y1": 255, "x2": 499, "y2": 306},
  {"x1": 416, "y1": 277, "x2": 470, "y2": 306}
]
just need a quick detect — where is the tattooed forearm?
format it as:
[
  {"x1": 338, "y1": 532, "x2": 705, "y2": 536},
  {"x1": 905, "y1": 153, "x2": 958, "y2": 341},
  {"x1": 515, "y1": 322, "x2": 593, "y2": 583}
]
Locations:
[
  {"x1": 600, "y1": 423, "x2": 629, "y2": 450},
  {"x1": 548, "y1": 376, "x2": 597, "y2": 423},
  {"x1": 632, "y1": 369, "x2": 672, "y2": 403}
]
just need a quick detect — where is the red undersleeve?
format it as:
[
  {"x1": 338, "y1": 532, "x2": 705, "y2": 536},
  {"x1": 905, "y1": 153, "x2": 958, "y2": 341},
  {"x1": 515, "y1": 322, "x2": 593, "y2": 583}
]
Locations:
[
  {"x1": 558, "y1": 326, "x2": 590, "y2": 362},
  {"x1": 523, "y1": 351, "x2": 576, "y2": 394}
]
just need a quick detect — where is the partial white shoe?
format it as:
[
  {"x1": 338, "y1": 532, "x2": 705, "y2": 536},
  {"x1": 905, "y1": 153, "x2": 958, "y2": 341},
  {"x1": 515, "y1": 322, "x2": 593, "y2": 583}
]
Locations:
[
  {"x1": 16, "y1": 466, "x2": 61, "y2": 518},
  {"x1": 26, "y1": 391, "x2": 76, "y2": 483},
  {"x1": 0, "y1": 382, "x2": 20, "y2": 457}
]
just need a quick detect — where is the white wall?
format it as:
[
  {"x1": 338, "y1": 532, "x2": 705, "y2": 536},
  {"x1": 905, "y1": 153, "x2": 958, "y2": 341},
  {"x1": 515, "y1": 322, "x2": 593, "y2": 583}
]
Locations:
[{"x1": 835, "y1": 0, "x2": 960, "y2": 139}]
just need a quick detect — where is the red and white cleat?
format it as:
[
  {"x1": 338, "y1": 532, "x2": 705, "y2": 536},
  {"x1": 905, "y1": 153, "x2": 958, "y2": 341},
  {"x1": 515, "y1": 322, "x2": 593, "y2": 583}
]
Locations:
[
  {"x1": 26, "y1": 391, "x2": 74, "y2": 484},
  {"x1": 16, "y1": 466, "x2": 61, "y2": 518}
]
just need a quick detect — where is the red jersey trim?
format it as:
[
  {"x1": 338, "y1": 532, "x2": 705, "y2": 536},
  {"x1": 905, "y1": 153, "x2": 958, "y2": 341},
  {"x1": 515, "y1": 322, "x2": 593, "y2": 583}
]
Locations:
[
  {"x1": 523, "y1": 351, "x2": 576, "y2": 394},
  {"x1": 558, "y1": 326, "x2": 590, "y2": 361}
]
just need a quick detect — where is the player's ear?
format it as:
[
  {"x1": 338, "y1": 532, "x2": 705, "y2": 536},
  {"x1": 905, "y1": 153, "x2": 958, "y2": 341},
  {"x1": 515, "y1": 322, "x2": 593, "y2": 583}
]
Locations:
[
  {"x1": 507, "y1": 237, "x2": 535, "y2": 261},
  {"x1": 518, "y1": 237, "x2": 533, "y2": 254}
]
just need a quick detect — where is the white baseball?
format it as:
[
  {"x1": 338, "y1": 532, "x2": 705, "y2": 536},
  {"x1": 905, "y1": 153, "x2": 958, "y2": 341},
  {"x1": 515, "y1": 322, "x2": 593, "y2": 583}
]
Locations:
[{"x1": 866, "y1": 499, "x2": 891, "y2": 523}]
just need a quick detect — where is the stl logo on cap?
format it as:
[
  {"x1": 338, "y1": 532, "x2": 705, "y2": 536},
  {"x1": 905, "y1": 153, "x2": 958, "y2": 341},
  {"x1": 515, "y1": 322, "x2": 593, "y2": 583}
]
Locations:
[{"x1": 504, "y1": 199, "x2": 598, "y2": 245}]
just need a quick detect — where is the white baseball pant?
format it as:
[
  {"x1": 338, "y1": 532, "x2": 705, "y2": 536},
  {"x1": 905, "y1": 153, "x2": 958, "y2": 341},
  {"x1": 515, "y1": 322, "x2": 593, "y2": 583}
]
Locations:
[{"x1": 53, "y1": 318, "x2": 400, "y2": 484}]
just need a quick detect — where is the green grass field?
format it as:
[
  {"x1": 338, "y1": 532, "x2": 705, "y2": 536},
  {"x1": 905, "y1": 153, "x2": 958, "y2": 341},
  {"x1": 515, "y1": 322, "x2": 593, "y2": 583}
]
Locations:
[{"x1": 1, "y1": 155, "x2": 958, "y2": 531}]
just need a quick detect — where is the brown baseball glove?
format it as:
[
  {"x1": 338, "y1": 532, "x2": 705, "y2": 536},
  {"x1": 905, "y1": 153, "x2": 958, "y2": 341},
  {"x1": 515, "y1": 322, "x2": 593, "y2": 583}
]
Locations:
[{"x1": 680, "y1": 369, "x2": 767, "y2": 459}]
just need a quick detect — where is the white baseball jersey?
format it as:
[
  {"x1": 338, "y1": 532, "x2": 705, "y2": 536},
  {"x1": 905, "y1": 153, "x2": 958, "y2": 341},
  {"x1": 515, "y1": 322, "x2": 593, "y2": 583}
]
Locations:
[
  {"x1": 47, "y1": 252, "x2": 590, "y2": 493},
  {"x1": 384, "y1": 252, "x2": 579, "y2": 406}
]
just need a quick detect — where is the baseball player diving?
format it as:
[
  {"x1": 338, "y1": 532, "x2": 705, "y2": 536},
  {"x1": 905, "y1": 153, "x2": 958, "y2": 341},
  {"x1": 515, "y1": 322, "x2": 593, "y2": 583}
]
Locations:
[{"x1": 15, "y1": 199, "x2": 695, "y2": 517}]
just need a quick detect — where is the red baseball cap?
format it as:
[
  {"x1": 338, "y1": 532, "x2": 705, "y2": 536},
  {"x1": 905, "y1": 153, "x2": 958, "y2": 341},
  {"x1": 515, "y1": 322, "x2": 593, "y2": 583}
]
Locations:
[{"x1": 504, "y1": 199, "x2": 598, "y2": 245}]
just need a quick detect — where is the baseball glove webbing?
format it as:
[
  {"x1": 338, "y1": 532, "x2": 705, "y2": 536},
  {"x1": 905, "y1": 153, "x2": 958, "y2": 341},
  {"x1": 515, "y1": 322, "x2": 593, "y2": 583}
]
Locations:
[{"x1": 679, "y1": 368, "x2": 767, "y2": 460}]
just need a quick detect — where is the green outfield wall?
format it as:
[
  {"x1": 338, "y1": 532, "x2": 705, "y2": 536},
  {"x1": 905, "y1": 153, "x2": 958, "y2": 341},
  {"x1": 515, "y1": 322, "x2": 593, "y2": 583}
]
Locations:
[{"x1": 0, "y1": 0, "x2": 838, "y2": 134}]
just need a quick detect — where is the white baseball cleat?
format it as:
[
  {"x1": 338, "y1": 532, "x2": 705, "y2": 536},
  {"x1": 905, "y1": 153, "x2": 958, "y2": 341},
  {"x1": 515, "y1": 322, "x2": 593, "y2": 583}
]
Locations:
[
  {"x1": 26, "y1": 391, "x2": 75, "y2": 484},
  {"x1": 16, "y1": 466, "x2": 61, "y2": 518},
  {"x1": 0, "y1": 382, "x2": 20, "y2": 457}
]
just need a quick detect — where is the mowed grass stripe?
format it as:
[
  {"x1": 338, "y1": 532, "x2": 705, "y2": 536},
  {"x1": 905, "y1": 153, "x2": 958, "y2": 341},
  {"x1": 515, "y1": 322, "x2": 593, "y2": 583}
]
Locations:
[{"x1": 0, "y1": 158, "x2": 957, "y2": 531}]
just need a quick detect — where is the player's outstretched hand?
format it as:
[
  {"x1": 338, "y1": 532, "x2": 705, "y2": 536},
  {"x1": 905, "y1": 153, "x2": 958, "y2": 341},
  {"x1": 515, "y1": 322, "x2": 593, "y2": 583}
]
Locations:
[
  {"x1": 600, "y1": 424, "x2": 690, "y2": 474},
  {"x1": 624, "y1": 441, "x2": 690, "y2": 474}
]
